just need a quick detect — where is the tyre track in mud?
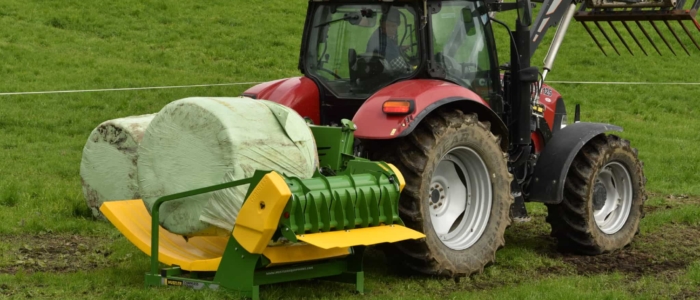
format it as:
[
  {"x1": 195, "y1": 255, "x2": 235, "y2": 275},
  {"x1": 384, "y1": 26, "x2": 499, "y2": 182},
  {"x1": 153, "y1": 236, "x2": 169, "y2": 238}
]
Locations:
[{"x1": 540, "y1": 194, "x2": 700, "y2": 278}]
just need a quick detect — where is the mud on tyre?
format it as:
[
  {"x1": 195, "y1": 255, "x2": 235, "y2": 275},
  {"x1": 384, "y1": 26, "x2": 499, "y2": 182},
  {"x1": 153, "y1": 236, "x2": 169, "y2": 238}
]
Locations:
[
  {"x1": 363, "y1": 108, "x2": 513, "y2": 277},
  {"x1": 545, "y1": 134, "x2": 647, "y2": 255}
]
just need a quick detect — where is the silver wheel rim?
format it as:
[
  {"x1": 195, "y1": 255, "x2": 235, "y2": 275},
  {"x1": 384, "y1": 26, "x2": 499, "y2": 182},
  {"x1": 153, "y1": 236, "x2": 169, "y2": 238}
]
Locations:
[
  {"x1": 594, "y1": 162, "x2": 633, "y2": 234},
  {"x1": 428, "y1": 146, "x2": 492, "y2": 250}
]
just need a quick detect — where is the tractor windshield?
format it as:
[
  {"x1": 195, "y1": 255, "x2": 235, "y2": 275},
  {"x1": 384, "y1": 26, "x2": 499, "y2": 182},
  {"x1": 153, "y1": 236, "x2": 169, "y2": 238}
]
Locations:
[
  {"x1": 304, "y1": 4, "x2": 421, "y2": 99},
  {"x1": 430, "y1": 1, "x2": 496, "y2": 100}
]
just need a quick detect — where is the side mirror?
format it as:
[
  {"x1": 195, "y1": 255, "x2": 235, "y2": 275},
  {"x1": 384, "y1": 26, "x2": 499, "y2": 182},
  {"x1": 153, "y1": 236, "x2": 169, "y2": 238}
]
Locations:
[
  {"x1": 461, "y1": 8, "x2": 477, "y2": 36},
  {"x1": 517, "y1": 0, "x2": 533, "y2": 27}
]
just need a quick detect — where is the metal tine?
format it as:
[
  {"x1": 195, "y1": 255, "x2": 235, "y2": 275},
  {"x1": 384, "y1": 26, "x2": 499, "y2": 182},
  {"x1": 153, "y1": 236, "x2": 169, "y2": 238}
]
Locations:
[
  {"x1": 678, "y1": 20, "x2": 700, "y2": 50},
  {"x1": 650, "y1": 20, "x2": 677, "y2": 55},
  {"x1": 582, "y1": 21, "x2": 608, "y2": 56},
  {"x1": 622, "y1": 21, "x2": 648, "y2": 55},
  {"x1": 608, "y1": 21, "x2": 634, "y2": 55},
  {"x1": 595, "y1": 21, "x2": 621, "y2": 55},
  {"x1": 636, "y1": 20, "x2": 663, "y2": 55},
  {"x1": 664, "y1": 20, "x2": 691, "y2": 55}
]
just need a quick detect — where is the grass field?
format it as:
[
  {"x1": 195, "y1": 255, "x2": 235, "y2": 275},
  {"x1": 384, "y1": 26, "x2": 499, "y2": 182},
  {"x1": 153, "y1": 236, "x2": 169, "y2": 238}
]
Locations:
[{"x1": 2, "y1": 0, "x2": 700, "y2": 299}]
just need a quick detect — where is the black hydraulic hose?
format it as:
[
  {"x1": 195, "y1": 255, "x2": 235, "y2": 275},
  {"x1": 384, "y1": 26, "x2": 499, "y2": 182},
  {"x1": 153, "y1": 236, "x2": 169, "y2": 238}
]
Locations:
[{"x1": 489, "y1": 17, "x2": 521, "y2": 69}]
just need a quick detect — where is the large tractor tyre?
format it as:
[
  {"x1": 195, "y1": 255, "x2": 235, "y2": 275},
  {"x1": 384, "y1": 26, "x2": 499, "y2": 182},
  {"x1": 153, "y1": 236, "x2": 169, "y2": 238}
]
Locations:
[
  {"x1": 364, "y1": 109, "x2": 513, "y2": 278},
  {"x1": 545, "y1": 134, "x2": 647, "y2": 255}
]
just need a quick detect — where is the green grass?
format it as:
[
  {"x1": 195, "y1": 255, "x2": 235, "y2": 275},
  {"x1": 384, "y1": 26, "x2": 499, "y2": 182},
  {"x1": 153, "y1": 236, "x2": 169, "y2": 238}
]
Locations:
[{"x1": 1, "y1": 0, "x2": 700, "y2": 299}]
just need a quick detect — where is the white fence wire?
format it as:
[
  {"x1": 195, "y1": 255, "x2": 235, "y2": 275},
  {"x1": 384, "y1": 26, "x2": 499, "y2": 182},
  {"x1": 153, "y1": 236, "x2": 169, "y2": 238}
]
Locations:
[{"x1": 1, "y1": 81, "x2": 698, "y2": 96}]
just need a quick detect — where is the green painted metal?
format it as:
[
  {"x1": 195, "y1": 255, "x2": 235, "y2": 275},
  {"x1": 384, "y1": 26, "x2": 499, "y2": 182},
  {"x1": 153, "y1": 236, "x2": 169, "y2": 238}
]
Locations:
[
  {"x1": 140, "y1": 121, "x2": 400, "y2": 299},
  {"x1": 309, "y1": 119, "x2": 356, "y2": 172},
  {"x1": 254, "y1": 260, "x2": 351, "y2": 285},
  {"x1": 280, "y1": 168, "x2": 402, "y2": 236},
  {"x1": 277, "y1": 148, "x2": 404, "y2": 237},
  {"x1": 148, "y1": 173, "x2": 266, "y2": 277},
  {"x1": 213, "y1": 238, "x2": 262, "y2": 298}
]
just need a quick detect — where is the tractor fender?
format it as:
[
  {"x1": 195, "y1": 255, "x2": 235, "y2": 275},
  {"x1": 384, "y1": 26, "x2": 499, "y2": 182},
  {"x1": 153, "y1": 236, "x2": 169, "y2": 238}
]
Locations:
[
  {"x1": 242, "y1": 77, "x2": 321, "y2": 124},
  {"x1": 352, "y1": 79, "x2": 508, "y2": 151},
  {"x1": 526, "y1": 122, "x2": 623, "y2": 204}
]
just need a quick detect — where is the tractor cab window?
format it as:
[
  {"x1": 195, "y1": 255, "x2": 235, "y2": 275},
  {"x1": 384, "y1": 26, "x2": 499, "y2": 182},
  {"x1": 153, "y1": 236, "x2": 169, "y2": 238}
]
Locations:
[
  {"x1": 304, "y1": 4, "x2": 420, "y2": 99},
  {"x1": 430, "y1": 1, "x2": 495, "y2": 100}
]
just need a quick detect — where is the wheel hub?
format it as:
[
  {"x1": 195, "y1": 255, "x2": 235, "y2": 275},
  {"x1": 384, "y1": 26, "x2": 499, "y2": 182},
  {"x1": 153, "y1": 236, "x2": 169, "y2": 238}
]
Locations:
[
  {"x1": 429, "y1": 184, "x2": 445, "y2": 207},
  {"x1": 428, "y1": 147, "x2": 492, "y2": 251},
  {"x1": 594, "y1": 162, "x2": 633, "y2": 234},
  {"x1": 593, "y1": 182, "x2": 607, "y2": 210}
]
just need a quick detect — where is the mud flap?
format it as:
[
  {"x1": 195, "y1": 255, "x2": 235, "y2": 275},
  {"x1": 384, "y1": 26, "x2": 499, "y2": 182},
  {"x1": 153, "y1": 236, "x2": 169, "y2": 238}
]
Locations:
[{"x1": 526, "y1": 122, "x2": 623, "y2": 204}]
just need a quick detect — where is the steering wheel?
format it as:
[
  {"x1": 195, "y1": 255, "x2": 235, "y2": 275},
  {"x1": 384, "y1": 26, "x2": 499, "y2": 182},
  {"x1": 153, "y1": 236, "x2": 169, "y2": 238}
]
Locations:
[
  {"x1": 434, "y1": 52, "x2": 471, "y2": 88},
  {"x1": 398, "y1": 43, "x2": 419, "y2": 63},
  {"x1": 460, "y1": 62, "x2": 480, "y2": 73}
]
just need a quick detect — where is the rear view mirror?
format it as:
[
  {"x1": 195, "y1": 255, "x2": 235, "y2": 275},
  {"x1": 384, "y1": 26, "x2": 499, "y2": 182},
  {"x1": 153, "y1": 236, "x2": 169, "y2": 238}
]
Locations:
[
  {"x1": 461, "y1": 8, "x2": 476, "y2": 36},
  {"x1": 462, "y1": 8, "x2": 473, "y2": 21},
  {"x1": 346, "y1": 10, "x2": 377, "y2": 28},
  {"x1": 357, "y1": 16, "x2": 377, "y2": 27}
]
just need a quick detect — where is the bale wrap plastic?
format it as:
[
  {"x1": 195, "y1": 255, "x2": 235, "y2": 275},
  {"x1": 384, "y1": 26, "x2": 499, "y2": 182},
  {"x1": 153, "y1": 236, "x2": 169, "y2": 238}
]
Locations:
[
  {"x1": 137, "y1": 97, "x2": 317, "y2": 237},
  {"x1": 80, "y1": 114, "x2": 155, "y2": 219}
]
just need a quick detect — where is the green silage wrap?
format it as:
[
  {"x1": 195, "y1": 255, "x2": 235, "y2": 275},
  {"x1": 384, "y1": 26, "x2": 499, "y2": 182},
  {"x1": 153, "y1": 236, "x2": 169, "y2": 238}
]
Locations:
[
  {"x1": 80, "y1": 114, "x2": 155, "y2": 219},
  {"x1": 137, "y1": 97, "x2": 317, "y2": 237}
]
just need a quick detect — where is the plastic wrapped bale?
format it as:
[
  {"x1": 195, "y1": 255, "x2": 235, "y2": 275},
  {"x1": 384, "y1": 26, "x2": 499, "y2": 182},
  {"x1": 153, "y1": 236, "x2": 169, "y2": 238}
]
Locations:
[
  {"x1": 137, "y1": 97, "x2": 317, "y2": 237},
  {"x1": 80, "y1": 114, "x2": 156, "y2": 219}
]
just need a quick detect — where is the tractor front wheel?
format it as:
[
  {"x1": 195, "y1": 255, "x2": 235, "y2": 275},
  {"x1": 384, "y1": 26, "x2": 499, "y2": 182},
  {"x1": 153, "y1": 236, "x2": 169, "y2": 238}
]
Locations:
[
  {"x1": 545, "y1": 134, "x2": 646, "y2": 254},
  {"x1": 365, "y1": 108, "x2": 513, "y2": 278}
]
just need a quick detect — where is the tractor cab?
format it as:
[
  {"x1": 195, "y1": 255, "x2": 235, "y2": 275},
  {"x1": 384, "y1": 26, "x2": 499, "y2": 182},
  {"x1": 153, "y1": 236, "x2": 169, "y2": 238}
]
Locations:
[{"x1": 300, "y1": 1, "x2": 501, "y2": 124}]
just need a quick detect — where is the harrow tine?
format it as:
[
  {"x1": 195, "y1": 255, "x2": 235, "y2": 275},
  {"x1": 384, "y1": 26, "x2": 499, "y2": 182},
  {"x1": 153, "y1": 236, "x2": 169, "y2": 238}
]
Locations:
[
  {"x1": 622, "y1": 21, "x2": 648, "y2": 55},
  {"x1": 636, "y1": 20, "x2": 663, "y2": 55},
  {"x1": 664, "y1": 20, "x2": 691, "y2": 55},
  {"x1": 650, "y1": 20, "x2": 677, "y2": 55},
  {"x1": 609, "y1": 21, "x2": 634, "y2": 55},
  {"x1": 582, "y1": 21, "x2": 608, "y2": 56},
  {"x1": 678, "y1": 20, "x2": 700, "y2": 50},
  {"x1": 595, "y1": 21, "x2": 622, "y2": 55}
]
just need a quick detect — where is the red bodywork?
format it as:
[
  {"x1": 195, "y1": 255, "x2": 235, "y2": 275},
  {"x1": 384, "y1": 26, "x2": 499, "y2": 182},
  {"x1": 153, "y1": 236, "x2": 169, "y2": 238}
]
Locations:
[
  {"x1": 537, "y1": 83, "x2": 562, "y2": 130},
  {"x1": 243, "y1": 76, "x2": 563, "y2": 153},
  {"x1": 243, "y1": 77, "x2": 321, "y2": 124},
  {"x1": 533, "y1": 83, "x2": 562, "y2": 153},
  {"x1": 351, "y1": 79, "x2": 489, "y2": 139}
]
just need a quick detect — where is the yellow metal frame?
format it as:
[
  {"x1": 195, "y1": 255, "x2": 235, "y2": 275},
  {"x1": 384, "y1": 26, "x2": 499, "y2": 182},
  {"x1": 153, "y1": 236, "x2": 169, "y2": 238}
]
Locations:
[
  {"x1": 99, "y1": 170, "x2": 423, "y2": 275},
  {"x1": 296, "y1": 224, "x2": 424, "y2": 249},
  {"x1": 101, "y1": 200, "x2": 227, "y2": 271},
  {"x1": 387, "y1": 163, "x2": 406, "y2": 192},
  {"x1": 233, "y1": 172, "x2": 292, "y2": 254}
]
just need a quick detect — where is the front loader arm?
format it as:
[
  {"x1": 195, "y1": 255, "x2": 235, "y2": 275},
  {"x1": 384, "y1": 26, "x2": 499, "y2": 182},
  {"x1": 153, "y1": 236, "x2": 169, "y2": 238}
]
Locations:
[{"x1": 529, "y1": 0, "x2": 577, "y2": 57}]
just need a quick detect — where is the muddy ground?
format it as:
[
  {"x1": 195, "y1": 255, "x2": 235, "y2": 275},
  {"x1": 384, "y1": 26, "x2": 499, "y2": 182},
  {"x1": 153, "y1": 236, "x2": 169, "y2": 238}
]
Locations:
[
  {"x1": 539, "y1": 196, "x2": 700, "y2": 278},
  {"x1": 1, "y1": 194, "x2": 700, "y2": 298},
  {"x1": 0, "y1": 232, "x2": 115, "y2": 275}
]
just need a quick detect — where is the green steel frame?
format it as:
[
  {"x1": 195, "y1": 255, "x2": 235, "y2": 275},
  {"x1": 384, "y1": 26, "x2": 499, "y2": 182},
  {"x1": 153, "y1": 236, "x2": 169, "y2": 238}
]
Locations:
[
  {"x1": 146, "y1": 171, "x2": 367, "y2": 300},
  {"x1": 142, "y1": 119, "x2": 400, "y2": 299}
]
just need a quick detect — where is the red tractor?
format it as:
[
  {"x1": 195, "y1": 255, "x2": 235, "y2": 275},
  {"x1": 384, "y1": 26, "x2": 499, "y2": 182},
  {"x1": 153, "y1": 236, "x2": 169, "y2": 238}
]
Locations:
[{"x1": 241, "y1": 0, "x2": 697, "y2": 278}]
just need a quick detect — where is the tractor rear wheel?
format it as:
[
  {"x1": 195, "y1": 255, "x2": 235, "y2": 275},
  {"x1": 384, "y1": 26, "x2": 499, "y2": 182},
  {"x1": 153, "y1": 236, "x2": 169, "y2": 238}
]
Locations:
[
  {"x1": 364, "y1": 108, "x2": 513, "y2": 277},
  {"x1": 545, "y1": 134, "x2": 646, "y2": 254}
]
